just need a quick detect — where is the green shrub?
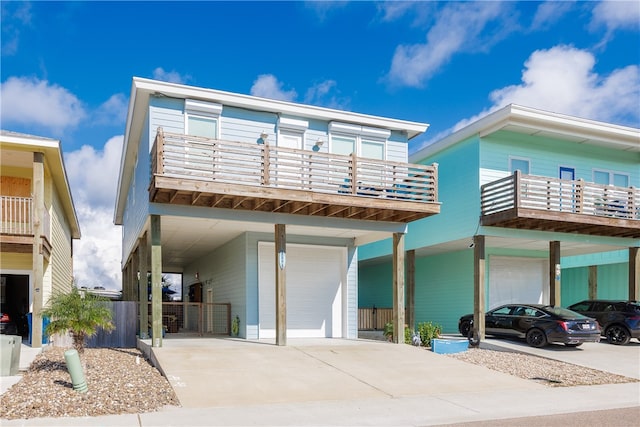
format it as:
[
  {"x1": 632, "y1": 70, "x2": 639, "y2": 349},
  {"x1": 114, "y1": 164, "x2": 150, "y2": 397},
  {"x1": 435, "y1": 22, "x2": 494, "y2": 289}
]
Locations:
[
  {"x1": 417, "y1": 321, "x2": 442, "y2": 347},
  {"x1": 383, "y1": 322, "x2": 412, "y2": 343}
]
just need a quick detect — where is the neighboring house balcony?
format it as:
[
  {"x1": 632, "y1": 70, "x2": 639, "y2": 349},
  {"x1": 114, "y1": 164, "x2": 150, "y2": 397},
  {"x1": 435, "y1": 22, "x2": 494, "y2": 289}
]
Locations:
[
  {"x1": 149, "y1": 128, "x2": 440, "y2": 223},
  {"x1": 481, "y1": 171, "x2": 640, "y2": 238},
  {"x1": 0, "y1": 195, "x2": 52, "y2": 259}
]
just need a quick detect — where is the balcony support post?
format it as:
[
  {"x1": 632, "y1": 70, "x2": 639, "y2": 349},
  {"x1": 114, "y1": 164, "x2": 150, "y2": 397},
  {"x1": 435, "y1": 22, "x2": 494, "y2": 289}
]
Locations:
[
  {"x1": 275, "y1": 224, "x2": 287, "y2": 346},
  {"x1": 150, "y1": 215, "x2": 163, "y2": 347},
  {"x1": 137, "y1": 232, "x2": 149, "y2": 339},
  {"x1": 630, "y1": 247, "x2": 639, "y2": 301},
  {"x1": 406, "y1": 249, "x2": 415, "y2": 332},
  {"x1": 392, "y1": 232, "x2": 405, "y2": 344},
  {"x1": 550, "y1": 241, "x2": 561, "y2": 307},
  {"x1": 588, "y1": 265, "x2": 598, "y2": 300},
  {"x1": 473, "y1": 235, "x2": 486, "y2": 342},
  {"x1": 31, "y1": 152, "x2": 45, "y2": 348}
]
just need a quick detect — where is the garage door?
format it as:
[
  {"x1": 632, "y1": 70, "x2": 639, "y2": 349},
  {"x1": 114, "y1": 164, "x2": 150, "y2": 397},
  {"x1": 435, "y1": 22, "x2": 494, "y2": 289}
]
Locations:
[
  {"x1": 258, "y1": 243, "x2": 345, "y2": 338},
  {"x1": 488, "y1": 256, "x2": 549, "y2": 309}
]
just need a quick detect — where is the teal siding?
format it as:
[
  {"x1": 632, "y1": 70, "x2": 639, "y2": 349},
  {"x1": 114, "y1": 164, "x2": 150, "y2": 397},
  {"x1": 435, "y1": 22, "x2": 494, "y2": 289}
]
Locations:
[
  {"x1": 561, "y1": 267, "x2": 589, "y2": 306},
  {"x1": 408, "y1": 137, "x2": 480, "y2": 249},
  {"x1": 597, "y1": 263, "x2": 628, "y2": 299},
  {"x1": 414, "y1": 250, "x2": 474, "y2": 334},
  {"x1": 481, "y1": 131, "x2": 639, "y2": 185},
  {"x1": 358, "y1": 262, "x2": 392, "y2": 308}
]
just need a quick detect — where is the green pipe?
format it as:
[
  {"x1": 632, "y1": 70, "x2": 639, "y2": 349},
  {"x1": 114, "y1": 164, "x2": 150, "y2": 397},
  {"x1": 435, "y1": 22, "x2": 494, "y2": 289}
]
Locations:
[{"x1": 64, "y1": 349, "x2": 88, "y2": 393}]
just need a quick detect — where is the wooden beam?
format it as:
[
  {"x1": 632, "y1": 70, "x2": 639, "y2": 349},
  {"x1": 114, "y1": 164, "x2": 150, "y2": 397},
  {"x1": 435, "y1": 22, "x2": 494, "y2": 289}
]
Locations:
[
  {"x1": 392, "y1": 233, "x2": 405, "y2": 344},
  {"x1": 630, "y1": 247, "x2": 639, "y2": 301},
  {"x1": 588, "y1": 265, "x2": 598, "y2": 300},
  {"x1": 550, "y1": 241, "x2": 561, "y2": 307},
  {"x1": 150, "y1": 215, "x2": 163, "y2": 347},
  {"x1": 275, "y1": 224, "x2": 287, "y2": 346},
  {"x1": 138, "y1": 233, "x2": 149, "y2": 339},
  {"x1": 31, "y1": 152, "x2": 45, "y2": 348},
  {"x1": 473, "y1": 235, "x2": 486, "y2": 341},
  {"x1": 406, "y1": 250, "x2": 416, "y2": 331}
]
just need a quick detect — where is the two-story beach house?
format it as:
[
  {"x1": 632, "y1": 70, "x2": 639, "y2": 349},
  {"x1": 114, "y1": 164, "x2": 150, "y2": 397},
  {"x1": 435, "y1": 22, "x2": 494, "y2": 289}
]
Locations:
[
  {"x1": 114, "y1": 77, "x2": 440, "y2": 346},
  {"x1": 0, "y1": 130, "x2": 81, "y2": 347},
  {"x1": 359, "y1": 105, "x2": 639, "y2": 339}
]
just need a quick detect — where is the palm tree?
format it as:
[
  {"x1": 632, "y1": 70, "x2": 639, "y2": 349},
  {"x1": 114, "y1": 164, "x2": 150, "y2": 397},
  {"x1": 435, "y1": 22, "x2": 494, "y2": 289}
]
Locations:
[{"x1": 41, "y1": 286, "x2": 115, "y2": 354}]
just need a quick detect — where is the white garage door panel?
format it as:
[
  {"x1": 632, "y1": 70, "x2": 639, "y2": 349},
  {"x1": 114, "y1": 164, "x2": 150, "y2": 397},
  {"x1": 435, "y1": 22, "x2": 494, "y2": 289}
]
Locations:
[
  {"x1": 258, "y1": 243, "x2": 344, "y2": 338},
  {"x1": 489, "y1": 257, "x2": 548, "y2": 309}
]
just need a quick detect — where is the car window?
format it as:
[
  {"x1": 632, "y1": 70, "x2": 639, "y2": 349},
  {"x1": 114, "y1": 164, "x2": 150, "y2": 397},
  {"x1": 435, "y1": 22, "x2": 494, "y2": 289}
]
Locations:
[
  {"x1": 491, "y1": 306, "x2": 512, "y2": 315},
  {"x1": 592, "y1": 302, "x2": 609, "y2": 311},
  {"x1": 547, "y1": 306, "x2": 589, "y2": 319},
  {"x1": 528, "y1": 308, "x2": 546, "y2": 317},
  {"x1": 510, "y1": 306, "x2": 529, "y2": 316},
  {"x1": 569, "y1": 301, "x2": 592, "y2": 311}
]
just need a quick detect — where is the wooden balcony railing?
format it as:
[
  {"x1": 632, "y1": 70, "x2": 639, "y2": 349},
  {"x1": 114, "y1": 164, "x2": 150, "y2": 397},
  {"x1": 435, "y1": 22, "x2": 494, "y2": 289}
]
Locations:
[
  {"x1": 149, "y1": 128, "x2": 440, "y2": 223},
  {"x1": 0, "y1": 195, "x2": 51, "y2": 242},
  {"x1": 481, "y1": 171, "x2": 640, "y2": 238}
]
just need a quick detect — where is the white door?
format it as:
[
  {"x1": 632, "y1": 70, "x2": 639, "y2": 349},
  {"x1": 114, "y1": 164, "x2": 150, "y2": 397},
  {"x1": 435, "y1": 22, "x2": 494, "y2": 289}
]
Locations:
[
  {"x1": 258, "y1": 243, "x2": 345, "y2": 338},
  {"x1": 488, "y1": 256, "x2": 549, "y2": 309}
]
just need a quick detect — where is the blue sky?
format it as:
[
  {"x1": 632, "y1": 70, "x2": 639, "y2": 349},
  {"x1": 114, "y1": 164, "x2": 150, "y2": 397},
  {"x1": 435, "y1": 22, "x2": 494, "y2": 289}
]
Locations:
[{"x1": 2, "y1": 1, "x2": 639, "y2": 290}]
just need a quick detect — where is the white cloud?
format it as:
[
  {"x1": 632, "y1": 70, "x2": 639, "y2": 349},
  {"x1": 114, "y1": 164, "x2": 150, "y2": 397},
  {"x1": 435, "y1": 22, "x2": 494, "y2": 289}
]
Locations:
[
  {"x1": 591, "y1": 0, "x2": 640, "y2": 32},
  {"x1": 413, "y1": 45, "x2": 640, "y2": 153},
  {"x1": 1, "y1": 2, "x2": 32, "y2": 56},
  {"x1": 152, "y1": 67, "x2": 190, "y2": 84},
  {"x1": 303, "y1": 79, "x2": 349, "y2": 109},
  {"x1": 0, "y1": 76, "x2": 86, "y2": 134},
  {"x1": 250, "y1": 74, "x2": 297, "y2": 101},
  {"x1": 65, "y1": 135, "x2": 124, "y2": 290},
  {"x1": 387, "y1": 2, "x2": 514, "y2": 87},
  {"x1": 530, "y1": 1, "x2": 575, "y2": 30},
  {"x1": 487, "y1": 45, "x2": 640, "y2": 124},
  {"x1": 94, "y1": 93, "x2": 128, "y2": 126}
]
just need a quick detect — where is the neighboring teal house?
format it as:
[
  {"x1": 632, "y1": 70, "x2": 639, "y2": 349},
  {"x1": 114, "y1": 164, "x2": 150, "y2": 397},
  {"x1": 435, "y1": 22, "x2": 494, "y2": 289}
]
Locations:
[
  {"x1": 114, "y1": 77, "x2": 440, "y2": 346},
  {"x1": 359, "y1": 104, "x2": 639, "y2": 336}
]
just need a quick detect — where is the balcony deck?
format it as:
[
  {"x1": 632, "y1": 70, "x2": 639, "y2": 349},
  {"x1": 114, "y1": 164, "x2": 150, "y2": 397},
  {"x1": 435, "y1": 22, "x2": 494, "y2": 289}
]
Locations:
[
  {"x1": 481, "y1": 171, "x2": 640, "y2": 238},
  {"x1": 0, "y1": 195, "x2": 52, "y2": 257},
  {"x1": 149, "y1": 129, "x2": 440, "y2": 223}
]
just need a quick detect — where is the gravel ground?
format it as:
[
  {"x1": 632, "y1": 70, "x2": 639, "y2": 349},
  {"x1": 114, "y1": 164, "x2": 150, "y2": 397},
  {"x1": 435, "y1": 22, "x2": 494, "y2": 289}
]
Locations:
[
  {"x1": 446, "y1": 347, "x2": 638, "y2": 387},
  {"x1": 0, "y1": 347, "x2": 180, "y2": 420},
  {"x1": 1, "y1": 344, "x2": 637, "y2": 420}
]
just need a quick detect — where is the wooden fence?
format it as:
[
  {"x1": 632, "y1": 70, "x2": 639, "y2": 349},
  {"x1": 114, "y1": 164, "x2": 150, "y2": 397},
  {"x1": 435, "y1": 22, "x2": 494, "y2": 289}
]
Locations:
[
  {"x1": 86, "y1": 301, "x2": 137, "y2": 348},
  {"x1": 358, "y1": 307, "x2": 393, "y2": 331}
]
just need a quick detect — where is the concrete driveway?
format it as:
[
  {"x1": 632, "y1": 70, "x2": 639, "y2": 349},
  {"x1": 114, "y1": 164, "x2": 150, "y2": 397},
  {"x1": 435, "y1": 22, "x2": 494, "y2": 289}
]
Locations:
[{"x1": 143, "y1": 337, "x2": 543, "y2": 408}]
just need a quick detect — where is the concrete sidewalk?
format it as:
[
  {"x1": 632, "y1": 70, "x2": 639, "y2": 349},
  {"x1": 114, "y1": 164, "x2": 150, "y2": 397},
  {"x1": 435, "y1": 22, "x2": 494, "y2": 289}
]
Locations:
[{"x1": 2, "y1": 337, "x2": 639, "y2": 426}]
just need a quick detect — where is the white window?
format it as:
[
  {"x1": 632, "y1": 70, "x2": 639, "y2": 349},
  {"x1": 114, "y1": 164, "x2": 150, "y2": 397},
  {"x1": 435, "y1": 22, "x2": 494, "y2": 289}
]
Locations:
[
  {"x1": 184, "y1": 99, "x2": 222, "y2": 139},
  {"x1": 328, "y1": 122, "x2": 389, "y2": 159},
  {"x1": 593, "y1": 169, "x2": 629, "y2": 187}
]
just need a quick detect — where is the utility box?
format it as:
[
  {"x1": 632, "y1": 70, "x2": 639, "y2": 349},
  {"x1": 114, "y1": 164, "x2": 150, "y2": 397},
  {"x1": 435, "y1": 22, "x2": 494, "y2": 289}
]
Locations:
[
  {"x1": 431, "y1": 338, "x2": 468, "y2": 355},
  {"x1": 0, "y1": 335, "x2": 22, "y2": 376}
]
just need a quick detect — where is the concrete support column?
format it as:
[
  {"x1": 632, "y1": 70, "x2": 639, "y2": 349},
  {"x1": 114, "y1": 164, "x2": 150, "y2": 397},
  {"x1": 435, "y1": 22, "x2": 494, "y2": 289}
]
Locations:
[
  {"x1": 275, "y1": 224, "x2": 287, "y2": 346},
  {"x1": 392, "y1": 233, "x2": 405, "y2": 344},
  {"x1": 31, "y1": 152, "x2": 45, "y2": 348},
  {"x1": 150, "y1": 215, "x2": 163, "y2": 347},
  {"x1": 138, "y1": 233, "x2": 149, "y2": 339},
  {"x1": 406, "y1": 249, "x2": 416, "y2": 332},
  {"x1": 588, "y1": 266, "x2": 598, "y2": 300},
  {"x1": 473, "y1": 235, "x2": 485, "y2": 341},
  {"x1": 550, "y1": 241, "x2": 561, "y2": 307},
  {"x1": 630, "y1": 247, "x2": 639, "y2": 301}
]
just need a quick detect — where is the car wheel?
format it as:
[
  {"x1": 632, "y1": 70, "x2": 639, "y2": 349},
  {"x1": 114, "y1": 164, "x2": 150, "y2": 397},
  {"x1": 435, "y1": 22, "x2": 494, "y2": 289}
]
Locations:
[
  {"x1": 526, "y1": 328, "x2": 547, "y2": 348},
  {"x1": 605, "y1": 325, "x2": 631, "y2": 345},
  {"x1": 459, "y1": 320, "x2": 471, "y2": 338},
  {"x1": 565, "y1": 343, "x2": 582, "y2": 347}
]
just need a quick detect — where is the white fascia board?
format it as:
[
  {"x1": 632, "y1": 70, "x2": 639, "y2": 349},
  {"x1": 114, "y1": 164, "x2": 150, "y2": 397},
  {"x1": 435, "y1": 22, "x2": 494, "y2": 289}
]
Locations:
[{"x1": 131, "y1": 77, "x2": 429, "y2": 138}]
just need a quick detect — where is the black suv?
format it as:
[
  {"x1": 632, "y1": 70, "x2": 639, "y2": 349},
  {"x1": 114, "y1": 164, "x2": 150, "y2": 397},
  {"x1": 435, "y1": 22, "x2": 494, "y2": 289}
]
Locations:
[{"x1": 567, "y1": 300, "x2": 640, "y2": 345}]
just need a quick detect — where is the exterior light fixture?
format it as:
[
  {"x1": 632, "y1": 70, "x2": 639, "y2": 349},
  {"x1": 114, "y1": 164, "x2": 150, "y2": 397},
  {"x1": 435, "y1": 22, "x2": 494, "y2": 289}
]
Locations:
[
  {"x1": 258, "y1": 131, "x2": 269, "y2": 145},
  {"x1": 312, "y1": 139, "x2": 324, "y2": 152}
]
